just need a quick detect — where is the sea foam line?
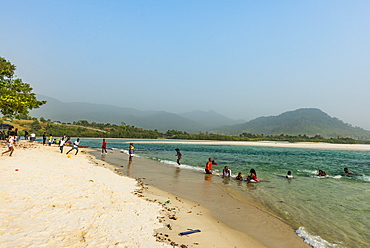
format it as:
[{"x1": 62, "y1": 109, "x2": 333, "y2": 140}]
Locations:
[{"x1": 296, "y1": 227, "x2": 342, "y2": 248}]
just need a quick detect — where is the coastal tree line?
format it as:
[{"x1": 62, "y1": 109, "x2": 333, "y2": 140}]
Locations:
[{"x1": 4, "y1": 117, "x2": 369, "y2": 144}]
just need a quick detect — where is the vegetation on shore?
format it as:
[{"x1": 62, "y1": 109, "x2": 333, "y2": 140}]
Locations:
[
  {"x1": 0, "y1": 57, "x2": 46, "y2": 118},
  {"x1": 2, "y1": 118, "x2": 369, "y2": 144}
]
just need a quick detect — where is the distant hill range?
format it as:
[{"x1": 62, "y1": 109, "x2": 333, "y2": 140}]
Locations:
[
  {"x1": 215, "y1": 108, "x2": 370, "y2": 139},
  {"x1": 30, "y1": 95, "x2": 243, "y2": 133},
  {"x1": 30, "y1": 96, "x2": 370, "y2": 139}
]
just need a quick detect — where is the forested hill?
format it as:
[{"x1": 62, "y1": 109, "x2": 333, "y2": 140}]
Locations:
[{"x1": 215, "y1": 108, "x2": 370, "y2": 139}]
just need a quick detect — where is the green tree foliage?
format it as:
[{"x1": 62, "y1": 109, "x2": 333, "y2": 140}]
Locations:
[
  {"x1": 30, "y1": 120, "x2": 42, "y2": 131},
  {"x1": 0, "y1": 57, "x2": 46, "y2": 118}
]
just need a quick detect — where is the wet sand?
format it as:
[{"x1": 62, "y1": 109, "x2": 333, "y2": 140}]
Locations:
[{"x1": 90, "y1": 149, "x2": 310, "y2": 248}]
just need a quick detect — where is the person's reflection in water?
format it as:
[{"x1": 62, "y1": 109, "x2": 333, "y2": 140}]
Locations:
[
  {"x1": 222, "y1": 177, "x2": 230, "y2": 185},
  {"x1": 174, "y1": 167, "x2": 180, "y2": 179},
  {"x1": 127, "y1": 156, "x2": 133, "y2": 177},
  {"x1": 204, "y1": 174, "x2": 213, "y2": 182},
  {"x1": 101, "y1": 153, "x2": 106, "y2": 161},
  {"x1": 236, "y1": 179, "x2": 243, "y2": 186}
]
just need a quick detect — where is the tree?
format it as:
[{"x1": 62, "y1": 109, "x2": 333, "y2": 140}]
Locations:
[{"x1": 0, "y1": 57, "x2": 46, "y2": 118}]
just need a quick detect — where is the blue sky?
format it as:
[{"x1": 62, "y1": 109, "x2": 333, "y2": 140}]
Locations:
[{"x1": 2, "y1": 1, "x2": 370, "y2": 129}]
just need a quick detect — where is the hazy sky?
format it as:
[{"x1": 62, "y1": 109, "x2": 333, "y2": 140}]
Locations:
[{"x1": 2, "y1": 1, "x2": 370, "y2": 129}]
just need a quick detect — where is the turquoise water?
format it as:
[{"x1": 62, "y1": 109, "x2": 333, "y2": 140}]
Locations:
[{"x1": 79, "y1": 138, "x2": 370, "y2": 247}]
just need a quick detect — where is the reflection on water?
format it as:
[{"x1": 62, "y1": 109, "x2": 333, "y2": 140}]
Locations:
[
  {"x1": 127, "y1": 158, "x2": 133, "y2": 177},
  {"x1": 101, "y1": 153, "x2": 106, "y2": 161},
  {"x1": 204, "y1": 174, "x2": 213, "y2": 182},
  {"x1": 222, "y1": 176, "x2": 230, "y2": 185},
  {"x1": 174, "y1": 167, "x2": 180, "y2": 179}
]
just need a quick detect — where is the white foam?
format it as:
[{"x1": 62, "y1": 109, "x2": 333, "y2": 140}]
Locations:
[
  {"x1": 296, "y1": 227, "x2": 342, "y2": 248},
  {"x1": 298, "y1": 169, "x2": 318, "y2": 174},
  {"x1": 361, "y1": 175, "x2": 370, "y2": 182},
  {"x1": 159, "y1": 159, "x2": 205, "y2": 172}
]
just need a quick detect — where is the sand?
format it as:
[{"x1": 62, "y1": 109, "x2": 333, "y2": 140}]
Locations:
[{"x1": 0, "y1": 141, "x2": 267, "y2": 248}]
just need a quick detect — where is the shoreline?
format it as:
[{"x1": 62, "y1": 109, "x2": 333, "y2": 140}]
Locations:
[
  {"x1": 89, "y1": 147, "x2": 311, "y2": 248},
  {"x1": 0, "y1": 141, "x2": 267, "y2": 247}
]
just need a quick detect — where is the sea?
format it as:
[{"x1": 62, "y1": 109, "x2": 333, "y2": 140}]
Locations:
[{"x1": 64, "y1": 138, "x2": 370, "y2": 248}]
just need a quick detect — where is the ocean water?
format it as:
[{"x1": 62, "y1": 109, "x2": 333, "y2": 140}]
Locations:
[{"x1": 80, "y1": 138, "x2": 370, "y2": 248}]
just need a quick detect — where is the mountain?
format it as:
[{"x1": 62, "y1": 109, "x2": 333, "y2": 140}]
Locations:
[
  {"x1": 30, "y1": 95, "x2": 241, "y2": 132},
  {"x1": 181, "y1": 110, "x2": 245, "y2": 128},
  {"x1": 215, "y1": 108, "x2": 370, "y2": 139}
]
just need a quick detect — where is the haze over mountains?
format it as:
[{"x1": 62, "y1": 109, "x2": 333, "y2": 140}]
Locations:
[
  {"x1": 31, "y1": 95, "x2": 244, "y2": 132},
  {"x1": 30, "y1": 95, "x2": 370, "y2": 139}
]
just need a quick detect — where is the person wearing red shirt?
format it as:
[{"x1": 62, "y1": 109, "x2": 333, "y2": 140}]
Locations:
[{"x1": 102, "y1": 139, "x2": 107, "y2": 154}]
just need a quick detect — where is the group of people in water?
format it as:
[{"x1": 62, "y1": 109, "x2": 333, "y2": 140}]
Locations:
[
  {"x1": 205, "y1": 156, "x2": 261, "y2": 182},
  {"x1": 174, "y1": 148, "x2": 357, "y2": 183}
]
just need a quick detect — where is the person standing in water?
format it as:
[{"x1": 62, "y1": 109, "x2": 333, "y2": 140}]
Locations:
[
  {"x1": 175, "y1": 148, "x2": 182, "y2": 165},
  {"x1": 102, "y1": 139, "x2": 107, "y2": 154},
  {"x1": 129, "y1": 143, "x2": 135, "y2": 157},
  {"x1": 205, "y1": 158, "x2": 217, "y2": 174}
]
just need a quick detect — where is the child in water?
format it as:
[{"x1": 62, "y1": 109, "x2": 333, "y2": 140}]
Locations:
[
  {"x1": 235, "y1": 172, "x2": 243, "y2": 180},
  {"x1": 247, "y1": 168, "x2": 260, "y2": 182},
  {"x1": 129, "y1": 143, "x2": 134, "y2": 157},
  {"x1": 317, "y1": 170, "x2": 328, "y2": 177},
  {"x1": 175, "y1": 148, "x2": 182, "y2": 165},
  {"x1": 286, "y1": 171, "x2": 294, "y2": 179}
]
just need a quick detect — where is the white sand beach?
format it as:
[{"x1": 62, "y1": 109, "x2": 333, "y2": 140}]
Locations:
[{"x1": 0, "y1": 141, "x2": 268, "y2": 248}]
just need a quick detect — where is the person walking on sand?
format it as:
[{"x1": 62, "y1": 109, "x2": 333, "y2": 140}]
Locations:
[
  {"x1": 2, "y1": 133, "x2": 15, "y2": 156},
  {"x1": 129, "y1": 143, "x2": 134, "y2": 157},
  {"x1": 175, "y1": 148, "x2": 182, "y2": 165},
  {"x1": 66, "y1": 138, "x2": 80, "y2": 155},
  {"x1": 59, "y1": 138, "x2": 66, "y2": 153},
  {"x1": 102, "y1": 138, "x2": 107, "y2": 154},
  {"x1": 48, "y1": 134, "x2": 53, "y2": 146},
  {"x1": 42, "y1": 132, "x2": 47, "y2": 145}
]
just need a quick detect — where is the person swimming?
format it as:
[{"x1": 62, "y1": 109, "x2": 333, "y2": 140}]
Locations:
[
  {"x1": 317, "y1": 170, "x2": 328, "y2": 176},
  {"x1": 344, "y1": 168, "x2": 354, "y2": 175},
  {"x1": 286, "y1": 171, "x2": 294, "y2": 179}
]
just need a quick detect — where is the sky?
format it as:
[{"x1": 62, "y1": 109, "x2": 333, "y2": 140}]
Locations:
[{"x1": 1, "y1": 1, "x2": 370, "y2": 129}]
